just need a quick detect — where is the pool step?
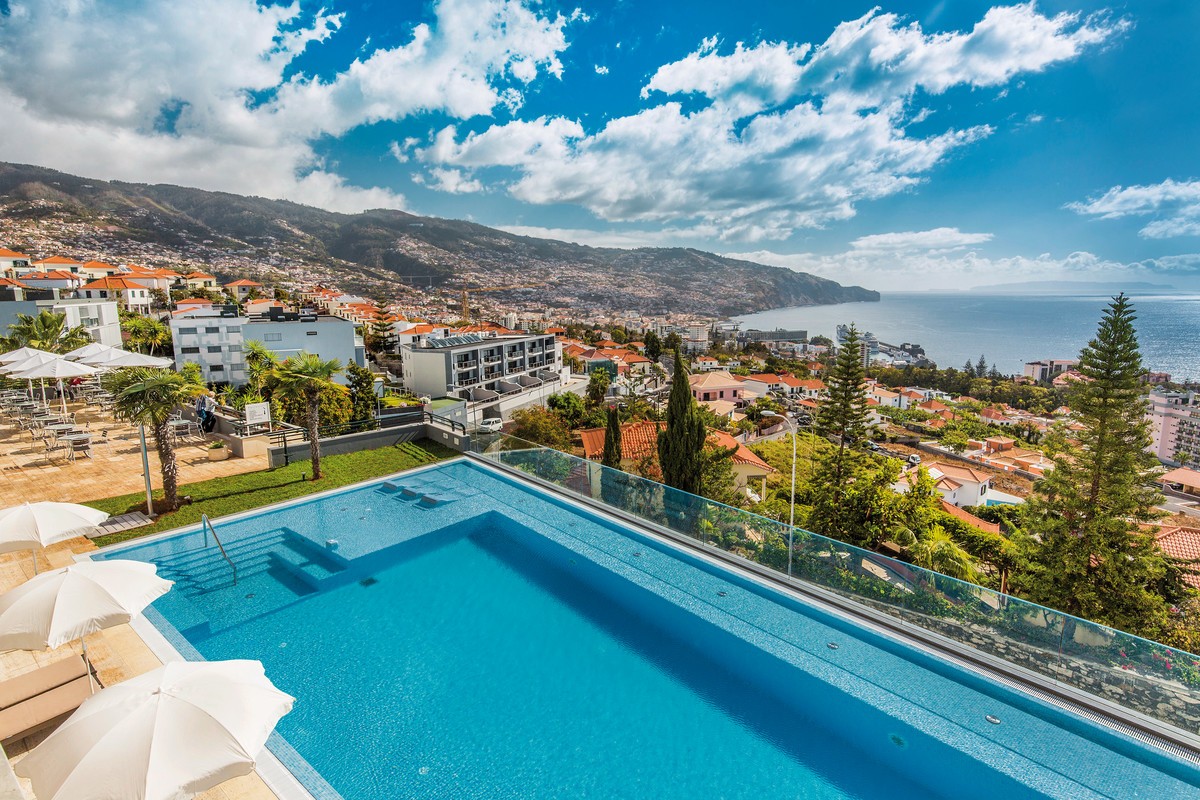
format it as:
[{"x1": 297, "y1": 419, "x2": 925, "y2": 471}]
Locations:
[
  {"x1": 154, "y1": 527, "x2": 346, "y2": 596},
  {"x1": 383, "y1": 475, "x2": 481, "y2": 506},
  {"x1": 268, "y1": 535, "x2": 348, "y2": 591}
]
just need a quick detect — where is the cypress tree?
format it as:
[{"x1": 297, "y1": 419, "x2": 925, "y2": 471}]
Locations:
[
  {"x1": 602, "y1": 405, "x2": 623, "y2": 468},
  {"x1": 814, "y1": 324, "x2": 870, "y2": 488},
  {"x1": 1019, "y1": 295, "x2": 1186, "y2": 635},
  {"x1": 658, "y1": 348, "x2": 707, "y2": 494}
]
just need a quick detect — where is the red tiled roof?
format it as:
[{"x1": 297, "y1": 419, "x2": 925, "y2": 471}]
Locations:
[
  {"x1": 1154, "y1": 526, "x2": 1200, "y2": 587},
  {"x1": 176, "y1": 297, "x2": 214, "y2": 306},
  {"x1": 21, "y1": 270, "x2": 78, "y2": 281},
  {"x1": 707, "y1": 429, "x2": 775, "y2": 473},
  {"x1": 0, "y1": 277, "x2": 29, "y2": 288},
  {"x1": 225, "y1": 279, "x2": 263, "y2": 287},
  {"x1": 579, "y1": 420, "x2": 665, "y2": 460},
  {"x1": 81, "y1": 275, "x2": 149, "y2": 290},
  {"x1": 1161, "y1": 467, "x2": 1200, "y2": 490},
  {"x1": 940, "y1": 500, "x2": 1001, "y2": 535},
  {"x1": 186, "y1": 271, "x2": 217, "y2": 279},
  {"x1": 80, "y1": 261, "x2": 118, "y2": 271},
  {"x1": 0, "y1": 247, "x2": 30, "y2": 259},
  {"x1": 925, "y1": 461, "x2": 991, "y2": 485},
  {"x1": 32, "y1": 255, "x2": 80, "y2": 265}
]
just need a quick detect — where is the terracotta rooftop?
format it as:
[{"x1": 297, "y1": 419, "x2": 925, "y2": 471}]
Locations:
[
  {"x1": 688, "y1": 370, "x2": 742, "y2": 388},
  {"x1": 940, "y1": 500, "x2": 1001, "y2": 534},
  {"x1": 81, "y1": 275, "x2": 150, "y2": 291},
  {"x1": 1161, "y1": 467, "x2": 1200, "y2": 490},
  {"x1": 32, "y1": 255, "x2": 80, "y2": 265},
  {"x1": 225, "y1": 279, "x2": 264, "y2": 287},
  {"x1": 925, "y1": 461, "x2": 992, "y2": 485},
  {"x1": 579, "y1": 420, "x2": 665, "y2": 460},
  {"x1": 0, "y1": 248, "x2": 30, "y2": 259},
  {"x1": 1154, "y1": 526, "x2": 1200, "y2": 587}
]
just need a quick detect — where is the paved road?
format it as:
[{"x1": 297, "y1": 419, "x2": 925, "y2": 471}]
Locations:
[{"x1": 1158, "y1": 487, "x2": 1200, "y2": 519}]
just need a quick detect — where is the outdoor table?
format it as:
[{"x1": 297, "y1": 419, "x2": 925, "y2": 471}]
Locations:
[{"x1": 45, "y1": 424, "x2": 76, "y2": 437}]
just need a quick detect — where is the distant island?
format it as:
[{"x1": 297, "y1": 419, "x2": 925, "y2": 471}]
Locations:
[
  {"x1": 969, "y1": 280, "x2": 1180, "y2": 296},
  {"x1": 0, "y1": 161, "x2": 878, "y2": 318}
]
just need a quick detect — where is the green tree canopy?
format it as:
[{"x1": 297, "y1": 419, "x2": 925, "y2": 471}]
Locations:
[
  {"x1": 267, "y1": 353, "x2": 345, "y2": 479},
  {"x1": 657, "y1": 348, "x2": 706, "y2": 495},
  {"x1": 510, "y1": 406, "x2": 571, "y2": 450},
  {"x1": 1017, "y1": 295, "x2": 1187, "y2": 637},
  {"x1": 586, "y1": 367, "x2": 611, "y2": 406},
  {"x1": 104, "y1": 367, "x2": 206, "y2": 511},
  {"x1": 602, "y1": 405, "x2": 622, "y2": 468},
  {"x1": 5, "y1": 310, "x2": 91, "y2": 354}
]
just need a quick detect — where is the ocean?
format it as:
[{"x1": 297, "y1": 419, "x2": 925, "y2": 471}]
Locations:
[{"x1": 735, "y1": 293, "x2": 1200, "y2": 381}]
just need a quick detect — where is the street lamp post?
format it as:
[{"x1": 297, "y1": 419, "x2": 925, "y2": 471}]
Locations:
[{"x1": 764, "y1": 411, "x2": 796, "y2": 577}]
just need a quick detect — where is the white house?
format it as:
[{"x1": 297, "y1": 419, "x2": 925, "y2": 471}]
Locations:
[
  {"x1": 18, "y1": 270, "x2": 85, "y2": 291},
  {"x1": 894, "y1": 461, "x2": 992, "y2": 507},
  {"x1": 80, "y1": 275, "x2": 152, "y2": 315}
]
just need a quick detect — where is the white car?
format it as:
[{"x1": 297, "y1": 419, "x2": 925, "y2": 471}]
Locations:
[{"x1": 477, "y1": 418, "x2": 504, "y2": 433}]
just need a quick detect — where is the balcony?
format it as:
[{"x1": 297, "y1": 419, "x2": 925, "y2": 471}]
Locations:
[{"x1": 456, "y1": 360, "x2": 479, "y2": 370}]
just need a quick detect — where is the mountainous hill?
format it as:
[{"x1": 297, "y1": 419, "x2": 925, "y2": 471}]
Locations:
[{"x1": 0, "y1": 162, "x2": 878, "y2": 317}]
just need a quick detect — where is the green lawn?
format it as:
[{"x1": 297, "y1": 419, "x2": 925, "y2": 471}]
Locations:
[{"x1": 89, "y1": 439, "x2": 460, "y2": 547}]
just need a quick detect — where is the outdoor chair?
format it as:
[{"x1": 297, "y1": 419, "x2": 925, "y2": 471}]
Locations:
[
  {"x1": 68, "y1": 439, "x2": 93, "y2": 462},
  {"x1": 0, "y1": 655, "x2": 97, "y2": 745}
]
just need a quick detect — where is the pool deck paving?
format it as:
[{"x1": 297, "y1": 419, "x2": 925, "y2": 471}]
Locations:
[
  {"x1": 0, "y1": 401, "x2": 268, "y2": 507},
  {"x1": 0, "y1": 539, "x2": 279, "y2": 800}
]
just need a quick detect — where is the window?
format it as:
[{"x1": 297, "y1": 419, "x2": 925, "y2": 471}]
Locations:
[
  {"x1": 209, "y1": 365, "x2": 224, "y2": 373},
  {"x1": 205, "y1": 327, "x2": 220, "y2": 334},
  {"x1": 181, "y1": 347, "x2": 200, "y2": 354},
  {"x1": 263, "y1": 333, "x2": 283, "y2": 342},
  {"x1": 177, "y1": 327, "x2": 197, "y2": 335},
  {"x1": 306, "y1": 331, "x2": 318, "y2": 336},
  {"x1": 207, "y1": 346, "x2": 222, "y2": 353}
]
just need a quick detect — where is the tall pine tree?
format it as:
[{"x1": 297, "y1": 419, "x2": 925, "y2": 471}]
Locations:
[
  {"x1": 814, "y1": 324, "x2": 871, "y2": 489},
  {"x1": 1018, "y1": 295, "x2": 1186, "y2": 636},
  {"x1": 602, "y1": 405, "x2": 623, "y2": 468},
  {"x1": 658, "y1": 348, "x2": 707, "y2": 494}
]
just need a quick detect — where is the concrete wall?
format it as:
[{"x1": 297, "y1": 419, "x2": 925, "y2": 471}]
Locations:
[{"x1": 267, "y1": 422, "x2": 471, "y2": 467}]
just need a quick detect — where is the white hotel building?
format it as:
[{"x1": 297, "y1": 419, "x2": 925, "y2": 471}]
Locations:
[
  {"x1": 1147, "y1": 390, "x2": 1200, "y2": 468},
  {"x1": 401, "y1": 332, "x2": 566, "y2": 425}
]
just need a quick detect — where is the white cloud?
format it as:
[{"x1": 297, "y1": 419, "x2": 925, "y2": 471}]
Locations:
[
  {"x1": 424, "y1": 4, "x2": 1126, "y2": 241},
  {"x1": 0, "y1": 0, "x2": 574, "y2": 211},
  {"x1": 724, "y1": 246, "x2": 1141, "y2": 292},
  {"x1": 1067, "y1": 179, "x2": 1200, "y2": 238},
  {"x1": 850, "y1": 228, "x2": 994, "y2": 253},
  {"x1": 416, "y1": 168, "x2": 485, "y2": 194}
]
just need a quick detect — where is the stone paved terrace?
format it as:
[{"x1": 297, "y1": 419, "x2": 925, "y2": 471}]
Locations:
[
  {"x1": 0, "y1": 398, "x2": 268, "y2": 507},
  {"x1": 0, "y1": 537, "x2": 279, "y2": 799}
]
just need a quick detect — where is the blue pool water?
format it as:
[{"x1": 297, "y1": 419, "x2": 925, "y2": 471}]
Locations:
[{"x1": 101, "y1": 460, "x2": 1200, "y2": 800}]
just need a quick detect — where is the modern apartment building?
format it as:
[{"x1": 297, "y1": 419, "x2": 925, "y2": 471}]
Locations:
[
  {"x1": 0, "y1": 295, "x2": 122, "y2": 347},
  {"x1": 171, "y1": 308, "x2": 364, "y2": 386},
  {"x1": 1147, "y1": 389, "x2": 1200, "y2": 467},
  {"x1": 400, "y1": 332, "x2": 565, "y2": 423},
  {"x1": 1023, "y1": 359, "x2": 1079, "y2": 382}
]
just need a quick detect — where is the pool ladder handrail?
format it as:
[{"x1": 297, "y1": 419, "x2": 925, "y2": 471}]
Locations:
[{"x1": 201, "y1": 513, "x2": 237, "y2": 585}]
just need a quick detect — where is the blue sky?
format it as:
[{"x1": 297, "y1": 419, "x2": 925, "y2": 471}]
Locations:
[{"x1": 1, "y1": 0, "x2": 1198, "y2": 291}]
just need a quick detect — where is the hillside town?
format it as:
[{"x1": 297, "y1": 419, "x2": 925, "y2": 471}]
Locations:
[{"x1": 5, "y1": 240, "x2": 1200, "y2": 798}]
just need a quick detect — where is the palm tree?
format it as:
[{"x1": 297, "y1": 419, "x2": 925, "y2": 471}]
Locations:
[
  {"x1": 243, "y1": 340, "x2": 279, "y2": 393},
  {"x1": 123, "y1": 316, "x2": 173, "y2": 355},
  {"x1": 104, "y1": 367, "x2": 206, "y2": 512},
  {"x1": 907, "y1": 526, "x2": 981, "y2": 584},
  {"x1": 7, "y1": 310, "x2": 91, "y2": 354},
  {"x1": 267, "y1": 354, "x2": 344, "y2": 479}
]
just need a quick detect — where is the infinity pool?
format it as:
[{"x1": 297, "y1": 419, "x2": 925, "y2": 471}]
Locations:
[{"x1": 100, "y1": 460, "x2": 1200, "y2": 799}]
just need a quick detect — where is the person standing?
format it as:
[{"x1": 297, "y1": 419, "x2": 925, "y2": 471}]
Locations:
[{"x1": 202, "y1": 391, "x2": 218, "y2": 433}]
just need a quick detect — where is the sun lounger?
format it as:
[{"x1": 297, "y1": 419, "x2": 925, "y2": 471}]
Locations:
[{"x1": 0, "y1": 655, "x2": 96, "y2": 745}]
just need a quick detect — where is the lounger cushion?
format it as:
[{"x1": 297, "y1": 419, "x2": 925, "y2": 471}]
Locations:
[{"x1": 0, "y1": 657, "x2": 87, "y2": 710}]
